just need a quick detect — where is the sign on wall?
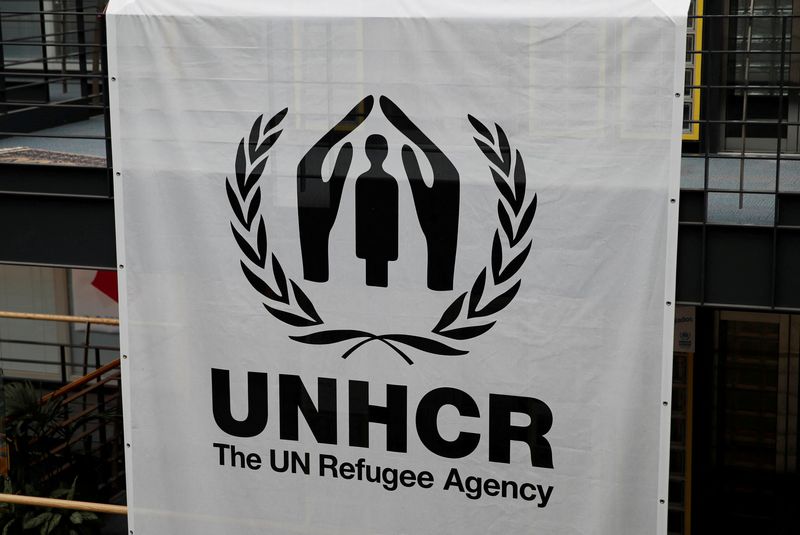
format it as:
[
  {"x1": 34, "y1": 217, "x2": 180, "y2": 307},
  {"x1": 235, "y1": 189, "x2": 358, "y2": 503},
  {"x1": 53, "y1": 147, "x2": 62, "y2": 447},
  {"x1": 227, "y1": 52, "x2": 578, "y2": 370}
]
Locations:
[{"x1": 107, "y1": 1, "x2": 689, "y2": 533}]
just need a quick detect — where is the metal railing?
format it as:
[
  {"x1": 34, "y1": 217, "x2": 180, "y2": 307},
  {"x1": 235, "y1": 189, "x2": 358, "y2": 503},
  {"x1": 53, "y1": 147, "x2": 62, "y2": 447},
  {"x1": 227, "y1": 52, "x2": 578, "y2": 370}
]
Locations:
[
  {"x1": 0, "y1": 311, "x2": 126, "y2": 524},
  {"x1": 0, "y1": 0, "x2": 111, "y2": 174},
  {"x1": 678, "y1": 1, "x2": 800, "y2": 312},
  {"x1": 0, "y1": 310, "x2": 119, "y2": 383}
]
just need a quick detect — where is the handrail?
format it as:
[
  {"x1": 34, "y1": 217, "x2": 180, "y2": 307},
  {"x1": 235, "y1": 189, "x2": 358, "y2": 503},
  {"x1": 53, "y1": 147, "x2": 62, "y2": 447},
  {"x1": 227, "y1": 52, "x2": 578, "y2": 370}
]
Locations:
[
  {"x1": 0, "y1": 311, "x2": 119, "y2": 326},
  {"x1": 41, "y1": 359, "x2": 121, "y2": 402},
  {"x1": 0, "y1": 494, "x2": 127, "y2": 516}
]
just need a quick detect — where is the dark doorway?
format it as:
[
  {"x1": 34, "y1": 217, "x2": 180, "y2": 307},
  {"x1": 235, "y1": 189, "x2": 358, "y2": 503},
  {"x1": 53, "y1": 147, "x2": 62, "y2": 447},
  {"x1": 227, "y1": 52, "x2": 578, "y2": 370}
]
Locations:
[{"x1": 694, "y1": 311, "x2": 799, "y2": 534}]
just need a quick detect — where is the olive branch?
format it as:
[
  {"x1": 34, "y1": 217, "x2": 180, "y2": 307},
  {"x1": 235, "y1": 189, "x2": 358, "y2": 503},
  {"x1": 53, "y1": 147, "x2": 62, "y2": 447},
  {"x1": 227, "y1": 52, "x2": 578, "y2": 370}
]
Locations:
[
  {"x1": 226, "y1": 108, "x2": 325, "y2": 330},
  {"x1": 429, "y1": 115, "x2": 538, "y2": 342},
  {"x1": 226, "y1": 109, "x2": 537, "y2": 364}
]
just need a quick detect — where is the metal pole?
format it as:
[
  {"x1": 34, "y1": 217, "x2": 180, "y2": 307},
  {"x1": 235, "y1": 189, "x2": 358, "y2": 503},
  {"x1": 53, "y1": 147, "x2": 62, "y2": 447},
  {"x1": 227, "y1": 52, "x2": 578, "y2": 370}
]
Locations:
[{"x1": 738, "y1": 0, "x2": 756, "y2": 209}]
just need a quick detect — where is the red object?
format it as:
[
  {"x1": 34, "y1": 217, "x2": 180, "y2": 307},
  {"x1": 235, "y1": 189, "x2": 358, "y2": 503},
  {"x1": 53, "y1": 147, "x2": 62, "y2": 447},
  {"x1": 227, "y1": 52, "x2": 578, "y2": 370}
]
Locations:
[{"x1": 91, "y1": 270, "x2": 119, "y2": 302}]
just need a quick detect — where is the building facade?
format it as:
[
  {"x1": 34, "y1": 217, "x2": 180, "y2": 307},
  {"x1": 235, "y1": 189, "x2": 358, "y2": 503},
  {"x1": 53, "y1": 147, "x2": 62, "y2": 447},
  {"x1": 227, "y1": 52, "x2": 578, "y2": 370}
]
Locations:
[{"x1": 0, "y1": 1, "x2": 797, "y2": 533}]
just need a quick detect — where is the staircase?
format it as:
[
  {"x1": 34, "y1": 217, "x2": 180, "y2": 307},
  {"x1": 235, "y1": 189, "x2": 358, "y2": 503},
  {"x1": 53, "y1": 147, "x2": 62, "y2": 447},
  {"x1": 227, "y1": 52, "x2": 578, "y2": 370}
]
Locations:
[{"x1": 2, "y1": 358, "x2": 125, "y2": 505}]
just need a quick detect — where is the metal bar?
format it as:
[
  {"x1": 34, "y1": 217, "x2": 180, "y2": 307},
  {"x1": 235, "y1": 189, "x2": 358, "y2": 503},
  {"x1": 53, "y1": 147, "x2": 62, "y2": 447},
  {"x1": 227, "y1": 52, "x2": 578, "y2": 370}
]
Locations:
[
  {"x1": 99, "y1": 11, "x2": 112, "y2": 172},
  {"x1": 2, "y1": 50, "x2": 92, "y2": 68},
  {"x1": 771, "y1": 16, "x2": 787, "y2": 309},
  {"x1": 37, "y1": 0, "x2": 51, "y2": 102},
  {"x1": 0, "y1": 131, "x2": 108, "y2": 139},
  {"x1": 0, "y1": 11, "x2": 103, "y2": 17},
  {"x1": 0, "y1": 40, "x2": 105, "y2": 48},
  {"x1": 42, "y1": 358, "x2": 120, "y2": 402},
  {"x1": 0, "y1": 338, "x2": 118, "y2": 351},
  {"x1": 59, "y1": 345, "x2": 67, "y2": 383},
  {"x1": 60, "y1": 372, "x2": 121, "y2": 406},
  {"x1": 0, "y1": 100, "x2": 107, "y2": 109},
  {"x1": 738, "y1": 0, "x2": 756, "y2": 210},
  {"x1": 76, "y1": 0, "x2": 90, "y2": 98},
  {"x1": 0, "y1": 494, "x2": 127, "y2": 515},
  {"x1": 0, "y1": 12, "x2": 6, "y2": 104},
  {"x1": 0, "y1": 70, "x2": 104, "y2": 78},
  {"x1": 82, "y1": 322, "x2": 91, "y2": 377},
  {"x1": 0, "y1": 311, "x2": 119, "y2": 325},
  {"x1": 0, "y1": 356, "x2": 109, "y2": 367},
  {"x1": 2, "y1": 28, "x2": 100, "y2": 44},
  {"x1": 96, "y1": 347, "x2": 107, "y2": 445}
]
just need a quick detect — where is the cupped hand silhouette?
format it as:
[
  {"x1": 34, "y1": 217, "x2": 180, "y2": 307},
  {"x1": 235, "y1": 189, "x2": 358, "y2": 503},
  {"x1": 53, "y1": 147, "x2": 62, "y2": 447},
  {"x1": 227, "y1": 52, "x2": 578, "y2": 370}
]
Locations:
[
  {"x1": 380, "y1": 96, "x2": 459, "y2": 291},
  {"x1": 297, "y1": 96, "x2": 374, "y2": 282}
]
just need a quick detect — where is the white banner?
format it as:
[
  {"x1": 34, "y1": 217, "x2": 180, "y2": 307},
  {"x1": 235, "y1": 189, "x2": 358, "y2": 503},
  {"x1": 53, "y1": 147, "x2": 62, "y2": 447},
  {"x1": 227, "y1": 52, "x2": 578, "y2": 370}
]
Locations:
[{"x1": 108, "y1": 1, "x2": 688, "y2": 533}]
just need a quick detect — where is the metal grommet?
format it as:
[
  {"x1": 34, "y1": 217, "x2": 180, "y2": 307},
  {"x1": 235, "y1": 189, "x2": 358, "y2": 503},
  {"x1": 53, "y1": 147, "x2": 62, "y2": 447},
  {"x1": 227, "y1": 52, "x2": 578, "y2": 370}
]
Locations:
[
  {"x1": 663, "y1": 401, "x2": 669, "y2": 406},
  {"x1": 670, "y1": 198, "x2": 676, "y2": 204},
  {"x1": 666, "y1": 301, "x2": 672, "y2": 306},
  {"x1": 119, "y1": 264, "x2": 124, "y2": 269},
  {"x1": 674, "y1": 92, "x2": 680, "y2": 98}
]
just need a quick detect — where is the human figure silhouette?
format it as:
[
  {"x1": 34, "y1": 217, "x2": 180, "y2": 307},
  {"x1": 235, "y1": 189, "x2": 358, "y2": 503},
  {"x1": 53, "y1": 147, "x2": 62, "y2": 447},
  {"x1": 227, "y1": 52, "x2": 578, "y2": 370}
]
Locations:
[
  {"x1": 355, "y1": 134, "x2": 398, "y2": 287},
  {"x1": 297, "y1": 96, "x2": 374, "y2": 283}
]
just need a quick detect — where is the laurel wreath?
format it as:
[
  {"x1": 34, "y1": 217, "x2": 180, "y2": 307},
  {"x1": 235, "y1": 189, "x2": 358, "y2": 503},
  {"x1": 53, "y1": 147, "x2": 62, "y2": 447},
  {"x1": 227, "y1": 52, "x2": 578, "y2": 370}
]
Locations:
[{"x1": 226, "y1": 109, "x2": 537, "y2": 364}]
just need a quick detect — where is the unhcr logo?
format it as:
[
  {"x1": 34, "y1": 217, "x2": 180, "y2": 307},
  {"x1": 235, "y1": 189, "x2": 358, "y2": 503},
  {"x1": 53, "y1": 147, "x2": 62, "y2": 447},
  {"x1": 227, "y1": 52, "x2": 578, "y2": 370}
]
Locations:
[{"x1": 224, "y1": 96, "x2": 538, "y2": 362}]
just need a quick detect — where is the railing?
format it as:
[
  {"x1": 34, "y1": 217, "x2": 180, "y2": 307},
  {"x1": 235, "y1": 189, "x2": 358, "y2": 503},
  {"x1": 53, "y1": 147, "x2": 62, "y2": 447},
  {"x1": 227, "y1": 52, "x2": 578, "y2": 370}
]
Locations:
[
  {"x1": 677, "y1": 2, "x2": 800, "y2": 312},
  {"x1": 0, "y1": 0, "x2": 111, "y2": 167},
  {"x1": 0, "y1": 310, "x2": 118, "y2": 383},
  {"x1": 0, "y1": 311, "x2": 125, "y2": 524}
]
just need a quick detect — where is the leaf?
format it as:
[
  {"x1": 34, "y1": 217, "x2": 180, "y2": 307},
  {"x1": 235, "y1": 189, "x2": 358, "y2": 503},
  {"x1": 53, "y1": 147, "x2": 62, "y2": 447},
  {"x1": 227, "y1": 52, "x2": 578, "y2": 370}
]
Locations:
[
  {"x1": 491, "y1": 231, "x2": 502, "y2": 282},
  {"x1": 247, "y1": 114, "x2": 263, "y2": 160},
  {"x1": 240, "y1": 261, "x2": 283, "y2": 302},
  {"x1": 291, "y1": 281, "x2": 322, "y2": 323},
  {"x1": 468, "y1": 268, "x2": 487, "y2": 315},
  {"x1": 256, "y1": 218, "x2": 267, "y2": 262},
  {"x1": 437, "y1": 322, "x2": 496, "y2": 340},
  {"x1": 495, "y1": 124, "x2": 512, "y2": 175},
  {"x1": 46, "y1": 513, "x2": 62, "y2": 533},
  {"x1": 23, "y1": 513, "x2": 48, "y2": 529},
  {"x1": 498, "y1": 241, "x2": 532, "y2": 284},
  {"x1": 225, "y1": 178, "x2": 246, "y2": 227},
  {"x1": 471, "y1": 280, "x2": 521, "y2": 318},
  {"x1": 263, "y1": 108, "x2": 288, "y2": 135},
  {"x1": 242, "y1": 156, "x2": 267, "y2": 200},
  {"x1": 271, "y1": 254, "x2": 289, "y2": 303},
  {"x1": 497, "y1": 201, "x2": 514, "y2": 247},
  {"x1": 245, "y1": 188, "x2": 261, "y2": 230},
  {"x1": 432, "y1": 292, "x2": 466, "y2": 333},
  {"x1": 235, "y1": 139, "x2": 247, "y2": 193},
  {"x1": 291, "y1": 330, "x2": 370, "y2": 344},
  {"x1": 69, "y1": 512, "x2": 83, "y2": 525},
  {"x1": 468, "y1": 114, "x2": 494, "y2": 144},
  {"x1": 513, "y1": 194, "x2": 537, "y2": 246},
  {"x1": 491, "y1": 168, "x2": 515, "y2": 207},
  {"x1": 259, "y1": 130, "x2": 283, "y2": 156},
  {"x1": 265, "y1": 305, "x2": 321, "y2": 327},
  {"x1": 381, "y1": 334, "x2": 468, "y2": 356},
  {"x1": 230, "y1": 223, "x2": 263, "y2": 268},
  {"x1": 475, "y1": 139, "x2": 507, "y2": 174},
  {"x1": 512, "y1": 150, "x2": 526, "y2": 213}
]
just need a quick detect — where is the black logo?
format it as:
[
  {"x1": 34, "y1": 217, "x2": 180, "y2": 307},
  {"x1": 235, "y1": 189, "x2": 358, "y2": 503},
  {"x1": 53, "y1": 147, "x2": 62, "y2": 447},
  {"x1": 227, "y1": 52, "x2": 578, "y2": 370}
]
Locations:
[
  {"x1": 225, "y1": 96, "x2": 537, "y2": 363},
  {"x1": 297, "y1": 96, "x2": 459, "y2": 290}
]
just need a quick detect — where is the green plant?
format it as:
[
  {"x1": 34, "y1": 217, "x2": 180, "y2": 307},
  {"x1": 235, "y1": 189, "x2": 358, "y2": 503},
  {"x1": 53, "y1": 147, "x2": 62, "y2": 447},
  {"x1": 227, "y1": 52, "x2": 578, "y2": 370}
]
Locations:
[
  {"x1": 0, "y1": 478, "x2": 100, "y2": 535},
  {"x1": 0, "y1": 382, "x2": 115, "y2": 535}
]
